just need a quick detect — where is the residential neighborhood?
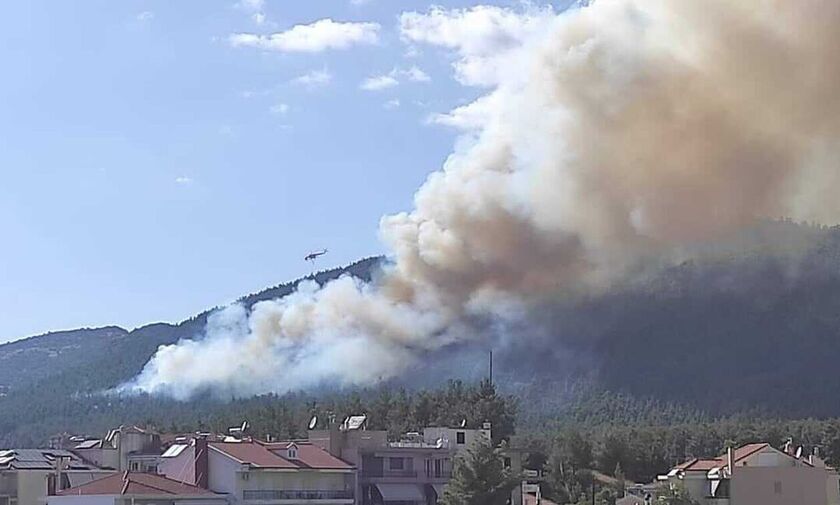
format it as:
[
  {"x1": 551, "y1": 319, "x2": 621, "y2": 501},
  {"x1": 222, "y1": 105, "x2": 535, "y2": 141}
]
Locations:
[
  {"x1": 657, "y1": 442, "x2": 840, "y2": 505},
  {"x1": 4, "y1": 415, "x2": 840, "y2": 505}
]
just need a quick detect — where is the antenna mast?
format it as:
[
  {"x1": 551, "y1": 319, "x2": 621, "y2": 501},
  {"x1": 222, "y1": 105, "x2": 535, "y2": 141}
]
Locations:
[{"x1": 489, "y1": 350, "x2": 493, "y2": 386}]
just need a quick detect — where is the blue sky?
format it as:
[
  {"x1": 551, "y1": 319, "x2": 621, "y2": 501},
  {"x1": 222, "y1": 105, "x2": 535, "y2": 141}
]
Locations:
[{"x1": 0, "y1": 0, "x2": 570, "y2": 342}]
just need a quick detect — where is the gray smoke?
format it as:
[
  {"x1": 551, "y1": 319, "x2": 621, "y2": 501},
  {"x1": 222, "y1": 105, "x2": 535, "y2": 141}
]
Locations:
[{"x1": 124, "y1": 0, "x2": 840, "y2": 399}]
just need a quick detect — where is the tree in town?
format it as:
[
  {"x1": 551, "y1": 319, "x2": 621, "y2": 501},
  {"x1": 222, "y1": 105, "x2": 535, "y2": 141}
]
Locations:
[
  {"x1": 440, "y1": 438, "x2": 519, "y2": 505},
  {"x1": 657, "y1": 484, "x2": 700, "y2": 505}
]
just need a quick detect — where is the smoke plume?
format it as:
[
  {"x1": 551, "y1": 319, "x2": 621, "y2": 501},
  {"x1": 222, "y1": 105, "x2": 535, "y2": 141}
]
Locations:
[{"x1": 125, "y1": 0, "x2": 840, "y2": 399}]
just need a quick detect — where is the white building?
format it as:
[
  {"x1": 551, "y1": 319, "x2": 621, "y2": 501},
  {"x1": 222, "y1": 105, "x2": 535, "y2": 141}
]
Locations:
[
  {"x1": 159, "y1": 437, "x2": 355, "y2": 505},
  {"x1": 71, "y1": 425, "x2": 162, "y2": 474},
  {"x1": 660, "y1": 442, "x2": 840, "y2": 505},
  {"x1": 308, "y1": 416, "x2": 494, "y2": 505}
]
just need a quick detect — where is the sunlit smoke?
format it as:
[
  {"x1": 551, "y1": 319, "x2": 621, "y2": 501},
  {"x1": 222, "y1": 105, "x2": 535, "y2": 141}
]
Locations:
[{"x1": 124, "y1": 0, "x2": 840, "y2": 399}]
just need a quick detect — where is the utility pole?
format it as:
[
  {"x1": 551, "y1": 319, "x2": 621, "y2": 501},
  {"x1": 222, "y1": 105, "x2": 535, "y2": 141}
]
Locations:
[{"x1": 489, "y1": 350, "x2": 493, "y2": 386}]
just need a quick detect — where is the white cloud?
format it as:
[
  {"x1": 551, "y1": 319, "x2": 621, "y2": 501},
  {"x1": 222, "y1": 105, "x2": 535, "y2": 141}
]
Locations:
[
  {"x1": 402, "y1": 65, "x2": 430, "y2": 82},
  {"x1": 384, "y1": 99, "x2": 401, "y2": 110},
  {"x1": 360, "y1": 74, "x2": 399, "y2": 91},
  {"x1": 175, "y1": 176, "x2": 193, "y2": 185},
  {"x1": 360, "y1": 66, "x2": 431, "y2": 91},
  {"x1": 291, "y1": 68, "x2": 333, "y2": 88},
  {"x1": 399, "y1": 5, "x2": 554, "y2": 86},
  {"x1": 270, "y1": 103, "x2": 289, "y2": 115},
  {"x1": 137, "y1": 11, "x2": 154, "y2": 22},
  {"x1": 230, "y1": 19, "x2": 380, "y2": 53},
  {"x1": 235, "y1": 0, "x2": 267, "y2": 26},
  {"x1": 403, "y1": 45, "x2": 421, "y2": 58},
  {"x1": 238, "y1": 0, "x2": 264, "y2": 9}
]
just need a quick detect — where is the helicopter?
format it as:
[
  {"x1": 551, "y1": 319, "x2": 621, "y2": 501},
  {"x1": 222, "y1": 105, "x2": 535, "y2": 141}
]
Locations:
[{"x1": 304, "y1": 249, "x2": 328, "y2": 262}]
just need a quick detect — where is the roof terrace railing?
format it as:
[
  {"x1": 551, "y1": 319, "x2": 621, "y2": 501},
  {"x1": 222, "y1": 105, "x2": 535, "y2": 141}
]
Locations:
[{"x1": 243, "y1": 489, "x2": 354, "y2": 500}]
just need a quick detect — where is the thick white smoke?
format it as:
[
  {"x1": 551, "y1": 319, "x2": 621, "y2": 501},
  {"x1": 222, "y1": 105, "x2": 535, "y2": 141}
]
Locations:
[{"x1": 126, "y1": 0, "x2": 840, "y2": 399}]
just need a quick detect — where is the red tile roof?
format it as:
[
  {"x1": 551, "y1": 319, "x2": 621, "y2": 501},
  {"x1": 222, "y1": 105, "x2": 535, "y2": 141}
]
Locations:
[
  {"x1": 673, "y1": 443, "x2": 780, "y2": 472},
  {"x1": 210, "y1": 441, "x2": 353, "y2": 470},
  {"x1": 57, "y1": 472, "x2": 216, "y2": 496},
  {"x1": 211, "y1": 442, "x2": 296, "y2": 468},
  {"x1": 730, "y1": 443, "x2": 770, "y2": 462},
  {"x1": 677, "y1": 458, "x2": 725, "y2": 472}
]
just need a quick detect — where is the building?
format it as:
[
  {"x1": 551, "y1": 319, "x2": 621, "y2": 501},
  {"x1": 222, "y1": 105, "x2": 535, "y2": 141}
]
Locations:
[
  {"x1": 0, "y1": 449, "x2": 113, "y2": 505},
  {"x1": 48, "y1": 471, "x2": 227, "y2": 505},
  {"x1": 308, "y1": 416, "x2": 492, "y2": 505},
  {"x1": 660, "y1": 442, "x2": 840, "y2": 505},
  {"x1": 71, "y1": 425, "x2": 162, "y2": 473},
  {"x1": 159, "y1": 437, "x2": 355, "y2": 505}
]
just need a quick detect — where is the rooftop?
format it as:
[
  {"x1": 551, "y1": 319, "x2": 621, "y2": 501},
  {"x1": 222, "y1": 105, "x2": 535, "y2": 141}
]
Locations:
[
  {"x1": 669, "y1": 442, "x2": 815, "y2": 474},
  {"x1": 0, "y1": 449, "x2": 102, "y2": 471},
  {"x1": 211, "y1": 440, "x2": 353, "y2": 470},
  {"x1": 57, "y1": 471, "x2": 217, "y2": 496}
]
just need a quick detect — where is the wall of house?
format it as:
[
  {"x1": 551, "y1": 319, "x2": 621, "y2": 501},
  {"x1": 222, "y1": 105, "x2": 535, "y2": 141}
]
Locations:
[
  {"x1": 677, "y1": 473, "x2": 711, "y2": 503},
  {"x1": 736, "y1": 449, "x2": 798, "y2": 469},
  {"x1": 47, "y1": 495, "x2": 114, "y2": 505},
  {"x1": 731, "y1": 466, "x2": 829, "y2": 505},
  {"x1": 17, "y1": 470, "x2": 115, "y2": 505},
  {"x1": 118, "y1": 432, "x2": 156, "y2": 471},
  {"x1": 827, "y1": 470, "x2": 840, "y2": 505},
  {"x1": 160, "y1": 447, "x2": 196, "y2": 486},
  {"x1": 0, "y1": 471, "x2": 18, "y2": 499},
  {"x1": 238, "y1": 469, "x2": 351, "y2": 494},
  {"x1": 422, "y1": 428, "x2": 489, "y2": 453},
  {"x1": 207, "y1": 450, "x2": 241, "y2": 498},
  {"x1": 74, "y1": 448, "x2": 119, "y2": 471},
  {"x1": 16, "y1": 470, "x2": 50, "y2": 505}
]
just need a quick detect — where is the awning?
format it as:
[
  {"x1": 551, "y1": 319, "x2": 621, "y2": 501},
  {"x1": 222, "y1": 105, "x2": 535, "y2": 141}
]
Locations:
[{"x1": 375, "y1": 483, "x2": 425, "y2": 502}]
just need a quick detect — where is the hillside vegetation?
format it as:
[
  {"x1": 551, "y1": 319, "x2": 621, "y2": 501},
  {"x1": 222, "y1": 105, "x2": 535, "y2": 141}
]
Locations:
[{"x1": 2, "y1": 222, "x2": 840, "y2": 445}]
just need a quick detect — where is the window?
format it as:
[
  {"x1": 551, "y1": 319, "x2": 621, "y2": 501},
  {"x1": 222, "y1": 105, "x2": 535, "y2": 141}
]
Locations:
[
  {"x1": 287, "y1": 447, "x2": 298, "y2": 459},
  {"x1": 504, "y1": 457, "x2": 512, "y2": 469},
  {"x1": 390, "y1": 457, "x2": 404, "y2": 470},
  {"x1": 130, "y1": 461, "x2": 139, "y2": 471},
  {"x1": 774, "y1": 481, "x2": 783, "y2": 494},
  {"x1": 456, "y1": 432, "x2": 466, "y2": 445}
]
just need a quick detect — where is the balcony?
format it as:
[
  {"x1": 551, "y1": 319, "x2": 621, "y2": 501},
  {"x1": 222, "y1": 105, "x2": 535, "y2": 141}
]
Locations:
[
  {"x1": 242, "y1": 489, "x2": 354, "y2": 500},
  {"x1": 361, "y1": 469, "x2": 419, "y2": 478}
]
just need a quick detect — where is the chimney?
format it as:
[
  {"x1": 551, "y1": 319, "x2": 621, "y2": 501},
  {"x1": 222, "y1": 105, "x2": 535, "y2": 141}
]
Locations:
[
  {"x1": 195, "y1": 437, "x2": 209, "y2": 489},
  {"x1": 727, "y1": 447, "x2": 734, "y2": 477}
]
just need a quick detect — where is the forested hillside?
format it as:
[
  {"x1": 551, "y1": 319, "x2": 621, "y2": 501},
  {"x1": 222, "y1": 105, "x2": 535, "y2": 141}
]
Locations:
[
  {"x1": 3, "y1": 222, "x2": 840, "y2": 446},
  {"x1": 498, "y1": 221, "x2": 840, "y2": 417}
]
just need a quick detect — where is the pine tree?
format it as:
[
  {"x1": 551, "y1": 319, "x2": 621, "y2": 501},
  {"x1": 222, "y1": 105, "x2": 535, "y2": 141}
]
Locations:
[
  {"x1": 440, "y1": 438, "x2": 518, "y2": 505},
  {"x1": 657, "y1": 484, "x2": 700, "y2": 505}
]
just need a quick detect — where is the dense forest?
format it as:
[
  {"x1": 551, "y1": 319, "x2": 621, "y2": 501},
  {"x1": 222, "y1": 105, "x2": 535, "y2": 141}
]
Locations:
[{"x1": 10, "y1": 378, "x2": 840, "y2": 505}]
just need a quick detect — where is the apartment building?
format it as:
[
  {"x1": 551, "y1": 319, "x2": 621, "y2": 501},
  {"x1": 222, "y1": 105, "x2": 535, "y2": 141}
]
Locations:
[
  {"x1": 159, "y1": 437, "x2": 355, "y2": 505},
  {"x1": 70, "y1": 425, "x2": 162, "y2": 474},
  {"x1": 660, "y1": 442, "x2": 840, "y2": 505},
  {"x1": 0, "y1": 449, "x2": 113, "y2": 505},
  {"x1": 308, "y1": 415, "x2": 492, "y2": 505}
]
